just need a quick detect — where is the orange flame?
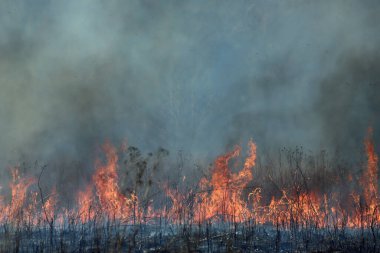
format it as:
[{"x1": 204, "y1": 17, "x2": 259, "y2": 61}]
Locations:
[
  {"x1": 79, "y1": 141, "x2": 142, "y2": 223},
  {"x1": 194, "y1": 140, "x2": 256, "y2": 223},
  {"x1": 77, "y1": 185, "x2": 95, "y2": 222},
  {"x1": 0, "y1": 129, "x2": 377, "y2": 231},
  {"x1": 43, "y1": 187, "x2": 57, "y2": 223},
  {"x1": 361, "y1": 127, "x2": 379, "y2": 208},
  {"x1": 6, "y1": 169, "x2": 36, "y2": 224}
]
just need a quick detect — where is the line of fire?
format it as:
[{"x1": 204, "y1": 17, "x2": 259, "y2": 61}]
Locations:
[{"x1": 0, "y1": 127, "x2": 378, "y2": 252}]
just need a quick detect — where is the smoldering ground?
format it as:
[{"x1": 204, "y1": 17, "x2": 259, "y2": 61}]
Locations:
[{"x1": 0, "y1": 0, "x2": 379, "y2": 177}]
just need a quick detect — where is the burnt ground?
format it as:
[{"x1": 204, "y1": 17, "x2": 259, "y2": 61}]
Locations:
[{"x1": 0, "y1": 221, "x2": 379, "y2": 253}]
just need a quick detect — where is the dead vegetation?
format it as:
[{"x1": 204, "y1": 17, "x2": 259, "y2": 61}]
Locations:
[{"x1": 0, "y1": 130, "x2": 378, "y2": 252}]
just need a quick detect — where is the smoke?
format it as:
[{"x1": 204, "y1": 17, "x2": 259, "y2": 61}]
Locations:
[{"x1": 0, "y1": 0, "x2": 379, "y2": 170}]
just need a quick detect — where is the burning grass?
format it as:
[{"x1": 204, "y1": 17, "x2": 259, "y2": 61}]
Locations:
[{"x1": 0, "y1": 129, "x2": 378, "y2": 252}]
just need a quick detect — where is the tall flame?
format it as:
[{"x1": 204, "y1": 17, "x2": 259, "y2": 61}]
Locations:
[
  {"x1": 6, "y1": 169, "x2": 35, "y2": 224},
  {"x1": 194, "y1": 140, "x2": 256, "y2": 223},
  {"x1": 92, "y1": 142, "x2": 130, "y2": 220},
  {"x1": 361, "y1": 127, "x2": 379, "y2": 209}
]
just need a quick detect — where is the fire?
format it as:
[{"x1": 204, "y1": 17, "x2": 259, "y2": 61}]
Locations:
[
  {"x1": 0, "y1": 129, "x2": 377, "y2": 232},
  {"x1": 194, "y1": 140, "x2": 256, "y2": 223},
  {"x1": 361, "y1": 127, "x2": 379, "y2": 209},
  {"x1": 43, "y1": 187, "x2": 57, "y2": 223},
  {"x1": 164, "y1": 184, "x2": 192, "y2": 224},
  {"x1": 5, "y1": 169, "x2": 36, "y2": 224},
  {"x1": 77, "y1": 185, "x2": 95, "y2": 222},
  {"x1": 356, "y1": 127, "x2": 380, "y2": 227},
  {"x1": 92, "y1": 142, "x2": 131, "y2": 220},
  {"x1": 79, "y1": 141, "x2": 143, "y2": 223}
]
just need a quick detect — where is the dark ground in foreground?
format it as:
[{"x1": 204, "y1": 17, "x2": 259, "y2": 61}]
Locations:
[{"x1": 1, "y1": 222, "x2": 379, "y2": 253}]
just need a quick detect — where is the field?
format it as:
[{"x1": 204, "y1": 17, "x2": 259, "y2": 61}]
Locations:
[{"x1": 0, "y1": 130, "x2": 378, "y2": 252}]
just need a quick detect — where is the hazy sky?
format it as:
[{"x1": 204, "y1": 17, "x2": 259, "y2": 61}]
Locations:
[{"x1": 0, "y1": 0, "x2": 379, "y2": 167}]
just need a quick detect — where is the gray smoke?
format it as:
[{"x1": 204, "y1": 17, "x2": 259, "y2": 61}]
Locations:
[{"x1": 0, "y1": 0, "x2": 379, "y2": 170}]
